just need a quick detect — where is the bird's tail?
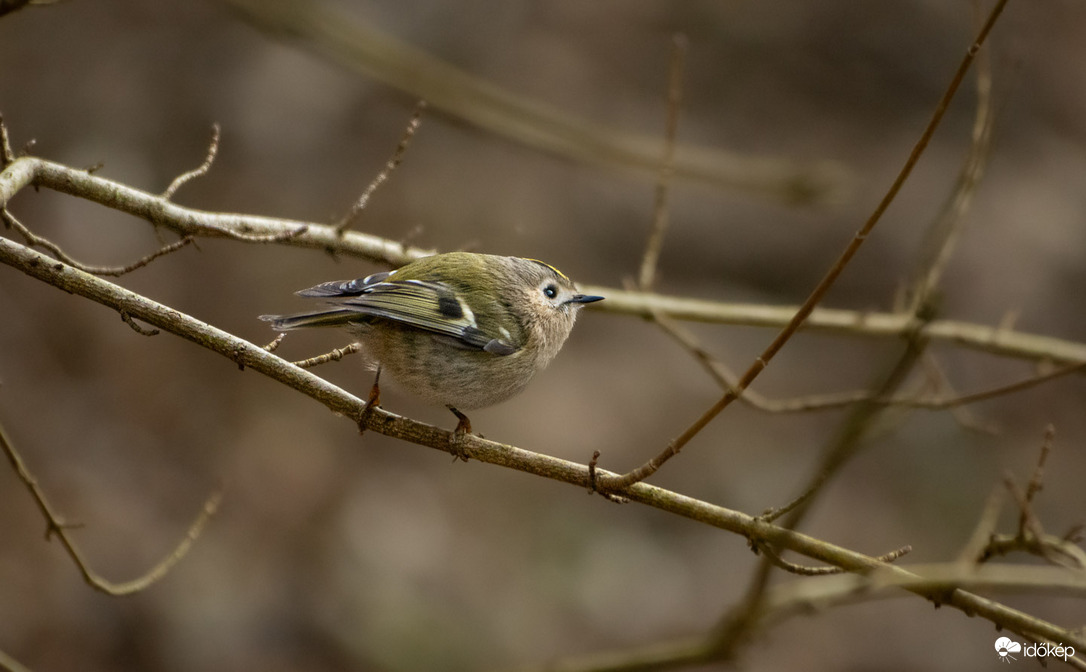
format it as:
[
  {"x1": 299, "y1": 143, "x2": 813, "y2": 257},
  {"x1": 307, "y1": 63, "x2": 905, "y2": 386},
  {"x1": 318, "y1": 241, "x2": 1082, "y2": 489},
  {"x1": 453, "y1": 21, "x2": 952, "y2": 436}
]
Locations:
[{"x1": 259, "y1": 309, "x2": 359, "y2": 331}]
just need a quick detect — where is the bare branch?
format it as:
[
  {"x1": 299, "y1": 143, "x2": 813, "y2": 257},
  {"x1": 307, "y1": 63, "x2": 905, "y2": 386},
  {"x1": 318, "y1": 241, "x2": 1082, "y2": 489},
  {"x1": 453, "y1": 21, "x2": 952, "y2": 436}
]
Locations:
[
  {"x1": 162, "y1": 123, "x2": 221, "y2": 201},
  {"x1": 292, "y1": 342, "x2": 362, "y2": 368},
  {"x1": 904, "y1": 4, "x2": 995, "y2": 312},
  {"x1": 758, "y1": 543, "x2": 912, "y2": 577},
  {"x1": 957, "y1": 484, "x2": 1005, "y2": 564},
  {"x1": 651, "y1": 307, "x2": 871, "y2": 412},
  {"x1": 262, "y1": 332, "x2": 286, "y2": 352},
  {"x1": 587, "y1": 450, "x2": 629, "y2": 504},
  {"x1": 2, "y1": 209, "x2": 1080, "y2": 648},
  {"x1": 336, "y1": 101, "x2": 425, "y2": 234},
  {"x1": 531, "y1": 562, "x2": 1085, "y2": 672},
  {"x1": 4, "y1": 149, "x2": 1085, "y2": 367},
  {"x1": 1025, "y1": 423, "x2": 1054, "y2": 505},
  {"x1": 756, "y1": 544, "x2": 845, "y2": 576},
  {"x1": 120, "y1": 309, "x2": 160, "y2": 336},
  {"x1": 638, "y1": 34, "x2": 686, "y2": 292},
  {"x1": 0, "y1": 419, "x2": 223, "y2": 596},
  {"x1": 0, "y1": 155, "x2": 430, "y2": 265},
  {"x1": 653, "y1": 308, "x2": 1085, "y2": 422},
  {"x1": 2, "y1": 206, "x2": 195, "y2": 276},
  {"x1": 914, "y1": 353, "x2": 995, "y2": 433},
  {"x1": 587, "y1": 286, "x2": 1086, "y2": 365},
  {"x1": 975, "y1": 426, "x2": 1086, "y2": 570},
  {"x1": 596, "y1": 0, "x2": 1010, "y2": 489},
  {"x1": 0, "y1": 114, "x2": 13, "y2": 166},
  {"x1": 221, "y1": 0, "x2": 851, "y2": 205}
]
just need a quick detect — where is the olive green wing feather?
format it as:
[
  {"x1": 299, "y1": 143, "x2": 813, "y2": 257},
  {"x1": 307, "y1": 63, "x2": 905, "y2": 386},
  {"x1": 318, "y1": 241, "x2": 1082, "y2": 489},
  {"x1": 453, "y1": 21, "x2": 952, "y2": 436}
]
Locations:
[{"x1": 261, "y1": 276, "x2": 518, "y2": 355}]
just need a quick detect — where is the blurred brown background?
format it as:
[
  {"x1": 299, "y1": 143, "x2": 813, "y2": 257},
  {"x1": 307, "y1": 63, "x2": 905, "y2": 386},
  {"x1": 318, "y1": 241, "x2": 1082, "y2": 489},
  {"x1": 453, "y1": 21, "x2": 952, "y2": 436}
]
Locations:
[{"x1": 1, "y1": 1, "x2": 1085, "y2": 670}]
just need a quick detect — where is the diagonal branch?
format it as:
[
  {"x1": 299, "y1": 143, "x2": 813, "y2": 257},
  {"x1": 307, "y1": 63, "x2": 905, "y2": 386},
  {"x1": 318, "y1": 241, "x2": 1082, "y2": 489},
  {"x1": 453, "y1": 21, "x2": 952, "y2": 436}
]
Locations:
[
  {"x1": 220, "y1": 0, "x2": 850, "y2": 205},
  {"x1": 0, "y1": 420, "x2": 223, "y2": 596},
  {"x1": 0, "y1": 230, "x2": 1078, "y2": 649},
  {"x1": 522, "y1": 563, "x2": 1086, "y2": 672},
  {"x1": 336, "y1": 101, "x2": 426, "y2": 234},
  {"x1": 638, "y1": 34, "x2": 686, "y2": 292},
  {"x1": 904, "y1": 0, "x2": 996, "y2": 313},
  {"x1": 596, "y1": 0, "x2": 1010, "y2": 490},
  {"x1": 2, "y1": 206, "x2": 195, "y2": 276},
  {"x1": 0, "y1": 155, "x2": 431, "y2": 264}
]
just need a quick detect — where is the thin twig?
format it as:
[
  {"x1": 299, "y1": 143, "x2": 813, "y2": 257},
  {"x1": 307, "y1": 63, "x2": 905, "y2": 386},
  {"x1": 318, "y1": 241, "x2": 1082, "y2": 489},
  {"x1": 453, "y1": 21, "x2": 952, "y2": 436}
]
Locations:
[
  {"x1": 915, "y1": 353, "x2": 994, "y2": 433},
  {"x1": 98, "y1": 236, "x2": 196, "y2": 276},
  {"x1": 120, "y1": 310, "x2": 160, "y2": 336},
  {"x1": 983, "y1": 531, "x2": 1086, "y2": 570},
  {"x1": 653, "y1": 306, "x2": 1083, "y2": 419},
  {"x1": 597, "y1": 0, "x2": 1009, "y2": 490},
  {"x1": 758, "y1": 543, "x2": 911, "y2": 577},
  {"x1": 905, "y1": 3, "x2": 995, "y2": 312},
  {"x1": 651, "y1": 307, "x2": 873, "y2": 411},
  {"x1": 336, "y1": 101, "x2": 426, "y2": 234},
  {"x1": 1024, "y1": 423, "x2": 1054, "y2": 505},
  {"x1": 756, "y1": 542, "x2": 846, "y2": 576},
  {"x1": 978, "y1": 426, "x2": 1086, "y2": 569},
  {"x1": 262, "y1": 333, "x2": 286, "y2": 352},
  {"x1": 900, "y1": 359, "x2": 1086, "y2": 409},
  {"x1": 638, "y1": 34, "x2": 686, "y2": 292},
  {"x1": 162, "y1": 123, "x2": 221, "y2": 201},
  {"x1": 762, "y1": 329, "x2": 930, "y2": 526},
  {"x1": 539, "y1": 562, "x2": 1086, "y2": 672},
  {"x1": 957, "y1": 484, "x2": 1005, "y2": 563},
  {"x1": 0, "y1": 419, "x2": 223, "y2": 596},
  {"x1": 0, "y1": 114, "x2": 14, "y2": 166},
  {"x1": 292, "y1": 342, "x2": 362, "y2": 368},
  {"x1": 2, "y1": 207, "x2": 195, "y2": 277}
]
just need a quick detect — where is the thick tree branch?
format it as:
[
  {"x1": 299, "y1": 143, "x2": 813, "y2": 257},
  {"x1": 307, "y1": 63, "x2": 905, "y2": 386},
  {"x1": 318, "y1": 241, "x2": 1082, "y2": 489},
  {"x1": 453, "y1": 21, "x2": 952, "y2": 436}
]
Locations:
[
  {"x1": 219, "y1": 0, "x2": 850, "y2": 205},
  {"x1": 0, "y1": 235, "x2": 1079, "y2": 651},
  {"x1": 2, "y1": 155, "x2": 1084, "y2": 367},
  {"x1": 0, "y1": 155, "x2": 432, "y2": 266}
]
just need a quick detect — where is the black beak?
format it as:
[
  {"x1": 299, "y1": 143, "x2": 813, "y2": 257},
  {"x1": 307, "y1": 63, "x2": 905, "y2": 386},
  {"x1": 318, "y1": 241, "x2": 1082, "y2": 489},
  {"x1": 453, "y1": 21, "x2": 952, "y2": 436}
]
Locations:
[{"x1": 570, "y1": 294, "x2": 604, "y2": 304}]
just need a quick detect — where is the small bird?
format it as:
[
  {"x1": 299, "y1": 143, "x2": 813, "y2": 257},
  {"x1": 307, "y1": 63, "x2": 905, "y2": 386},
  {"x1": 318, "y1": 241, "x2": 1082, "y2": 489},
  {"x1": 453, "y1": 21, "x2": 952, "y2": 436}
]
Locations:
[{"x1": 261, "y1": 252, "x2": 603, "y2": 438}]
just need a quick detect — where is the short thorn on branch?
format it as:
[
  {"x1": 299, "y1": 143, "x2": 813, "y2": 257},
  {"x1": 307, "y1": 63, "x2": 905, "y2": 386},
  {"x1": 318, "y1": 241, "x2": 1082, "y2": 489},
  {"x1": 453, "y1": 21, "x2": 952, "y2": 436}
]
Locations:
[{"x1": 262, "y1": 333, "x2": 286, "y2": 352}]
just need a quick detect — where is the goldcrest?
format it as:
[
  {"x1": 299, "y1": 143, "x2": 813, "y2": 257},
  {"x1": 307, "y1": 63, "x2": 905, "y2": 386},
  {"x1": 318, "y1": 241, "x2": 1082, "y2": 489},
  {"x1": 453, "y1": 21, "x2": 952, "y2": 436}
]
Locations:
[{"x1": 261, "y1": 252, "x2": 603, "y2": 434}]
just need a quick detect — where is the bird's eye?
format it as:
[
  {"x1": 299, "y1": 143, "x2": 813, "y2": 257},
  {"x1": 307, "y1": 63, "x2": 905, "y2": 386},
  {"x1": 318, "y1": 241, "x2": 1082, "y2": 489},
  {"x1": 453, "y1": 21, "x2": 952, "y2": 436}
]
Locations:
[{"x1": 543, "y1": 283, "x2": 559, "y2": 299}]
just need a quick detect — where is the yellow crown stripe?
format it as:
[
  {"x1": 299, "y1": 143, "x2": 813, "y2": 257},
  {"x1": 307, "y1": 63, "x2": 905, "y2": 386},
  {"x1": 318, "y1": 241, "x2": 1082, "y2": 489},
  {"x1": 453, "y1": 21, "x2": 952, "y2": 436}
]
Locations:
[{"x1": 525, "y1": 258, "x2": 569, "y2": 281}]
